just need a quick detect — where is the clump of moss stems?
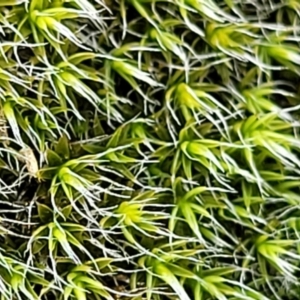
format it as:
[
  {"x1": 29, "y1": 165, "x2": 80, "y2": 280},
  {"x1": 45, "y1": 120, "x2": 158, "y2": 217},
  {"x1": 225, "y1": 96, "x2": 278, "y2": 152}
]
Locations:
[{"x1": 1, "y1": 0, "x2": 300, "y2": 299}]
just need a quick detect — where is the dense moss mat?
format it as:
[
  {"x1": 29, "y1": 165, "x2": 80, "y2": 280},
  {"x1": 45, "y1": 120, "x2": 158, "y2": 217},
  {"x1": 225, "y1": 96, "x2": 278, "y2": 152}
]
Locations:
[{"x1": 1, "y1": 0, "x2": 300, "y2": 299}]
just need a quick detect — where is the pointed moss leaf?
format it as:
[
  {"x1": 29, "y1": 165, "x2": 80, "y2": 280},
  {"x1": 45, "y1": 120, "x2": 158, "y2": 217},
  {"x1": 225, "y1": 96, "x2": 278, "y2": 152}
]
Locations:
[
  {"x1": 55, "y1": 134, "x2": 70, "y2": 160},
  {"x1": 63, "y1": 286, "x2": 73, "y2": 300},
  {"x1": 154, "y1": 263, "x2": 191, "y2": 300},
  {"x1": 61, "y1": 205, "x2": 73, "y2": 219},
  {"x1": 91, "y1": 258, "x2": 113, "y2": 270},
  {"x1": 77, "y1": 169, "x2": 99, "y2": 181},
  {"x1": 32, "y1": 240, "x2": 47, "y2": 254},
  {"x1": 107, "y1": 125, "x2": 128, "y2": 148},
  {"x1": 37, "y1": 203, "x2": 53, "y2": 223},
  {"x1": 73, "y1": 284, "x2": 87, "y2": 300},
  {"x1": 81, "y1": 144, "x2": 104, "y2": 154},
  {"x1": 0, "y1": 158, "x2": 7, "y2": 168},
  {"x1": 67, "y1": 52, "x2": 97, "y2": 65},
  {"x1": 202, "y1": 267, "x2": 236, "y2": 277},
  {"x1": 93, "y1": 114, "x2": 105, "y2": 136},
  {"x1": 166, "y1": 263, "x2": 197, "y2": 279},
  {"x1": 28, "y1": 274, "x2": 50, "y2": 287},
  {"x1": 46, "y1": 149, "x2": 63, "y2": 166}
]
